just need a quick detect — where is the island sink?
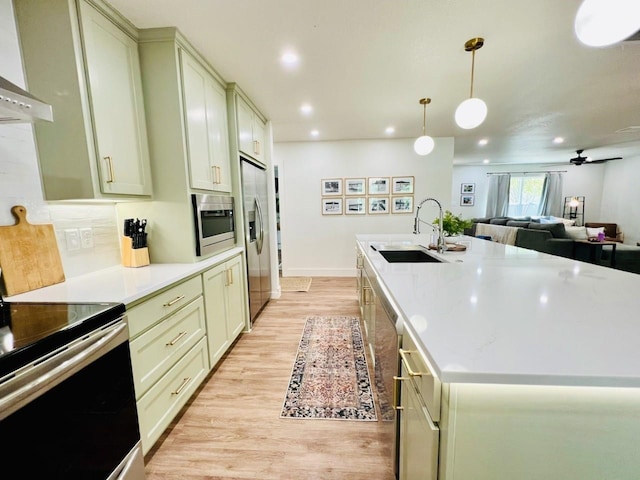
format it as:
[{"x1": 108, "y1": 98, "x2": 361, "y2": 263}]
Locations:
[{"x1": 378, "y1": 248, "x2": 442, "y2": 263}]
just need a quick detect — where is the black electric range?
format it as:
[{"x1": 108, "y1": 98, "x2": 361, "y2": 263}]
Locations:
[{"x1": 0, "y1": 299, "x2": 125, "y2": 379}]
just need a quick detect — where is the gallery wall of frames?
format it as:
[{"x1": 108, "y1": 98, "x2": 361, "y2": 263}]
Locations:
[{"x1": 321, "y1": 176, "x2": 414, "y2": 215}]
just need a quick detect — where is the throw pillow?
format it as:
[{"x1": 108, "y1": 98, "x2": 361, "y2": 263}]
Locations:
[
  {"x1": 506, "y1": 220, "x2": 530, "y2": 228},
  {"x1": 586, "y1": 226, "x2": 605, "y2": 239},
  {"x1": 489, "y1": 218, "x2": 509, "y2": 225},
  {"x1": 565, "y1": 226, "x2": 588, "y2": 240},
  {"x1": 527, "y1": 222, "x2": 569, "y2": 238}
]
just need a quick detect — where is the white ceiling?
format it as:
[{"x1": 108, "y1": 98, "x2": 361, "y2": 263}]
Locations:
[{"x1": 107, "y1": 0, "x2": 640, "y2": 166}]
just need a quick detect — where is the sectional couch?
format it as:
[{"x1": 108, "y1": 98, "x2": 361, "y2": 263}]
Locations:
[{"x1": 466, "y1": 217, "x2": 640, "y2": 274}]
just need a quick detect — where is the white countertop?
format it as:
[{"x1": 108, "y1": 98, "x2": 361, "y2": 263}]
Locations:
[
  {"x1": 358, "y1": 234, "x2": 640, "y2": 388},
  {"x1": 4, "y1": 247, "x2": 244, "y2": 307}
]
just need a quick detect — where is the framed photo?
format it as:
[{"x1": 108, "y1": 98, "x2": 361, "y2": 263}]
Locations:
[
  {"x1": 461, "y1": 183, "x2": 475, "y2": 194},
  {"x1": 392, "y1": 176, "x2": 414, "y2": 195},
  {"x1": 460, "y1": 195, "x2": 475, "y2": 206},
  {"x1": 368, "y1": 177, "x2": 390, "y2": 195},
  {"x1": 392, "y1": 196, "x2": 414, "y2": 214},
  {"x1": 345, "y1": 178, "x2": 366, "y2": 195},
  {"x1": 345, "y1": 197, "x2": 366, "y2": 215},
  {"x1": 368, "y1": 196, "x2": 389, "y2": 214},
  {"x1": 322, "y1": 197, "x2": 343, "y2": 215},
  {"x1": 321, "y1": 178, "x2": 343, "y2": 196}
]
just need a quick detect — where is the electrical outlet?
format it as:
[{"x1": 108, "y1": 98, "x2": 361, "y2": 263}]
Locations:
[
  {"x1": 65, "y1": 229, "x2": 81, "y2": 251},
  {"x1": 79, "y1": 227, "x2": 94, "y2": 249}
]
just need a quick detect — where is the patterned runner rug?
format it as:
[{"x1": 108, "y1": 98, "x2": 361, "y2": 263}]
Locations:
[{"x1": 281, "y1": 315, "x2": 377, "y2": 421}]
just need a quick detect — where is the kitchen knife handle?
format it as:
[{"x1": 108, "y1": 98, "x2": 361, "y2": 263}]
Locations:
[{"x1": 104, "y1": 156, "x2": 115, "y2": 183}]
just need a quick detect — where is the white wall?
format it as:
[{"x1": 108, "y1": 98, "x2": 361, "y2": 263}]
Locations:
[
  {"x1": 451, "y1": 163, "x2": 605, "y2": 222},
  {"x1": 600, "y1": 154, "x2": 640, "y2": 245},
  {"x1": 275, "y1": 137, "x2": 454, "y2": 276},
  {"x1": 0, "y1": 0, "x2": 120, "y2": 281}
]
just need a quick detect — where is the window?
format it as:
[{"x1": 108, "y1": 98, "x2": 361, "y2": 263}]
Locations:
[{"x1": 508, "y1": 175, "x2": 545, "y2": 217}]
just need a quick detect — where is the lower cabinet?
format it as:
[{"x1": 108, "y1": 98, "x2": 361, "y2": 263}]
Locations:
[{"x1": 202, "y1": 253, "x2": 247, "y2": 369}]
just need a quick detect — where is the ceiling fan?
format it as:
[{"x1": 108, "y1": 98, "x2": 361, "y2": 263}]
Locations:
[{"x1": 570, "y1": 149, "x2": 622, "y2": 166}]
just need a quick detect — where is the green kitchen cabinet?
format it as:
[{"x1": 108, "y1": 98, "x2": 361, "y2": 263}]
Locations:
[
  {"x1": 236, "y1": 93, "x2": 267, "y2": 167},
  {"x1": 14, "y1": 0, "x2": 153, "y2": 200}
]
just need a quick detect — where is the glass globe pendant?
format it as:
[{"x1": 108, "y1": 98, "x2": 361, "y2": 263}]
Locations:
[
  {"x1": 575, "y1": 0, "x2": 640, "y2": 47},
  {"x1": 413, "y1": 98, "x2": 435, "y2": 156},
  {"x1": 455, "y1": 37, "x2": 487, "y2": 130}
]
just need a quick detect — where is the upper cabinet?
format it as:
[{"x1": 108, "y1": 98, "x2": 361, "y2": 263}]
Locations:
[
  {"x1": 180, "y1": 51, "x2": 232, "y2": 193},
  {"x1": 235, "y1": 92, "x2": 267, "y2": 166},
  {"x1": 14, "y1": 0, "x2": 153, "y2": 200},
  {"x1": 137, "y1": 28, "x2": 231, "y2": 196}
]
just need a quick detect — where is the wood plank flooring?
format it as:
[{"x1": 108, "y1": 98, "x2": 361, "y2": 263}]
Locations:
[{"x1": 144, "y1": 277, "x2": 395, "y2": 480}]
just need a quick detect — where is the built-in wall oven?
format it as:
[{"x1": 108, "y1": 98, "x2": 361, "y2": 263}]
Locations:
[
  {"x1": 192, "y1": 193, "x2": 235, "y2": 256},
  {"x1": 0, "y1": 300, "x2": 144, "y2": 479}
]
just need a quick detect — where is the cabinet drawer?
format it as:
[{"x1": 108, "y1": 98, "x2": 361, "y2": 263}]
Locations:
[
  {"x1": 401, "y1": 330, "x2": 442, "y2": 422},
  {"x1": 128, "y1": 276, "x2": 203, "y2": 338},
  {"x1": 137, "y1": 337, "x2": 209, "y2": 455},
  {"x1": 130, "y1": 296, "x2": 206, "y2": 399}
]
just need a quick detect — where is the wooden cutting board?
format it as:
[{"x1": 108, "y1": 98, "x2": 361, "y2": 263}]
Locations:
[{"x1": 0, "y1": 205, "x2": 65, "y2": 295}]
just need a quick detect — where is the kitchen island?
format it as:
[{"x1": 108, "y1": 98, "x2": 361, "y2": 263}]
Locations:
[{"x1": 358, "y1": 234, "x2": 640, "y2": 480}]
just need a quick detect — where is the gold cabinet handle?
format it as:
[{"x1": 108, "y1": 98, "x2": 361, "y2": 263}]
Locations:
[
  {"x1": 226, "y1": 268, "x2": 233, "y2": 286},
  {"x1": 166, "y1": 331, "x2": 187, "y2": 346},
  {"x1": 253, "y1": 139, "x2": 260, "y2": 155},
  {"x1": 393, "y1": 376, "x2": 407, "y2": 410},
  {"x1": 216, "y1": 165, "x2": 221, "y2": 184},
  {"x1": 171, "y1": 376, "x2": 192, "y2": 395},
  {"x1": 163, "y1": 295, "x2": 185, "y2": 307},
  {"x1": 104, "y1": 156, "x2": 115, "y2": 183},
  {"x1": 212, "y1": 165, "x2": 221, "y2": 184},
  {"x1": 356, "y1": 255, "x2": 364, "y2": 269},
  {"x1": 363, "y1": 286, "x2": 373, "y2": 305},
  {"x1": 399, "y1": 349, "x2": 426, "y2": 377}
]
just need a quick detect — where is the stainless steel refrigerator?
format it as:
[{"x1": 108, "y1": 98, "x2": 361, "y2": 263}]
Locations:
[{"x1": 241, "y1": 158, "x2": 272, "y2": 323}]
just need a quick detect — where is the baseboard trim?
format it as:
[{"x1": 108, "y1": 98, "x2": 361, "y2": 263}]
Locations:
[{"x1": 280, "y1": 268, "x2": 356, "y2": 277}]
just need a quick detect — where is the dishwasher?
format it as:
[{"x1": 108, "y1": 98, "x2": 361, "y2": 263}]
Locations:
[{"x1": 366, "y1": 259, "x2": 403, "y2": 478}]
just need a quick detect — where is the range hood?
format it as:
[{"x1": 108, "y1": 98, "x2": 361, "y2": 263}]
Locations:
[{"x1": 0, "y1": 75, "x2": 52, "y2": 123}]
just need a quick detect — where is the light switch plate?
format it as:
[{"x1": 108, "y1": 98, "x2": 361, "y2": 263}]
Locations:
[
  {"x1": 79, "y1": 227, "x2": 94, "y2": 249},
  {"x1": 65, "y1": 229, "x2": 81, "y2": 251}
]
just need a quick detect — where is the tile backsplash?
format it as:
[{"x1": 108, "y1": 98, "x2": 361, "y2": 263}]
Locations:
[{"x1": 0, "y1": 0, "x2": 120, "y2": 280}]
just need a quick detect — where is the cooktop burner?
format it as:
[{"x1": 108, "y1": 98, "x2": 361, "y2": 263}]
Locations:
[{"x1": 0, "y1": 301, "x2": 125, "y2": 378}]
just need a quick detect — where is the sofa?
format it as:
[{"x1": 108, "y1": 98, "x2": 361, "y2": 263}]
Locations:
[{"x1": 467, "y1": 217, "x2": 640, "y2": 272}]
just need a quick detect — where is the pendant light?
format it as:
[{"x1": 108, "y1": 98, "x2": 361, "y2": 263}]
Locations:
[
  {"x1": 455, "y1": 37, "x2": 487, "y2": 130},
  {"x1": 575, "y1": 0, "x2": 640, "y2": 47},
  {"x1": 413, "y1": 97, "x2": 435, "y2": 156}
]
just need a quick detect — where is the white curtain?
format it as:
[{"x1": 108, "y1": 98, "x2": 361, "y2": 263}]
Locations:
[
  {"x1": 538, "y1": 172, "x2": 563, "y2": 216},
  {"x1": 485, "y1": 174, "x2": 510, "y2": 217}
]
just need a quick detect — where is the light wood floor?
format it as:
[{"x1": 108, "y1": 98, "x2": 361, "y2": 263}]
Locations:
[{"x1": 144, "y1": 277, "x2": 395, "y2": 480}]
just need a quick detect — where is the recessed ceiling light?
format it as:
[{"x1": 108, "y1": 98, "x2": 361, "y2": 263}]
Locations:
[
  {"x1": 553, "y1": 137, "x2": 565, "y2": 144},
  {"x1": 310, "y1": 129, "x2": 319, "y2": 137},
  {"x1": 300, "y1": 103, "x2": 313, "y2": 115},
  {"x1": 483, "y1": 159, "x2": 490, "y2": 164},
  {"x1": 385, "y1": 126, "x2": 395, "y2": 135},
  {"x1": 478, "y1": 138, "x2": 488, "y2": 146},
  {"x1": 280, "y1": 51, "x2": 299, "y2": 66}
]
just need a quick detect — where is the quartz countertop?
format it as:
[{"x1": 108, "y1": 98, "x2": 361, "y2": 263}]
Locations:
[
  {"x1": 4, "y1": 247, "x2": 244, "y2": 307},
  {"x1": 357, "y1": 234, "x2": 640, "y2": 388}
]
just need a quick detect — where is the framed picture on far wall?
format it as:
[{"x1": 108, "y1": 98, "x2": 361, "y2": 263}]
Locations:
[
  {"x1": 368, "y1": 177, "x2": 390, "y2": 195},
  {"x1": 392, "y1": 196, "x2": 414, "y2": 214},
  {"x1": 392, "y1": 176, "x2": 414, "y2": 195},
  {"x1": 321, "y1": 178, "x2": 343, "y2": 196},
  {"x1": 368, "y1": 196, "x2": 389, "y2": 214},
  {"x1": 345, "y1": 178, "x2": 366, "y2": 195},
  {"x1": 322, "y1": 197, "x2": 343, "y2": 215},
  {"x1": 461, "y1": 183, "x2": 475, "y2": 194},
  {"x1": 345, "y1": 197, "x2": 366, "y2": 215},
  {"x1": 460, "y1": 195, "x2": 475, "y2": 206}
]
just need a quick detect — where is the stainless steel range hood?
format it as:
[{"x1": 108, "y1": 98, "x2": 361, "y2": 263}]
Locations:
[{"x1": 0, "y1": 75, "x2": 52, "y2": 123}]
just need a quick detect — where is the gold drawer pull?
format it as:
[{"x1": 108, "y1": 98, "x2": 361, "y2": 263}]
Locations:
[
  {"x1": 171, "y1": 376, "x2": 192, "y2": 396},
  {"x1": 166, "y1": 331, "x2": 187, "y2": 346},
  {"x1": 363, "y1": 286, "x2": 373, "y2": 305},
  {"x1": 393, "y1": 376, "x2": 407, "y2": 410},
  {"x1": 399, "y1": 349, "x2": 426, "y2": 377},
  {"x1": 163, "y1": 295, "x2": 185, "y2": 307},
  {"x1": 226, "y1": 268, "x2": 233, "y2": 286},
  {"x1": 104, "y1": 156, "x2": 115, "y2": 183}
]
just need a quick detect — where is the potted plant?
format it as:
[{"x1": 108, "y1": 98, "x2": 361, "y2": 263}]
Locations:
[{"x1": 433, "y1": 210, "x2": 473, "y2": 240}]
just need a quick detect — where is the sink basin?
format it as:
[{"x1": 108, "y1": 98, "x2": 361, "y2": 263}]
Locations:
[{"x1": 378, "y1": 249, "x2": 442, "y2": 263}]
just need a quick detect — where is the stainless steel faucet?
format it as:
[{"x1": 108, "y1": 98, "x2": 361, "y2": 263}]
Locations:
[{"x1": 414, "y1": 197, "x2": 446, "y2": 253}]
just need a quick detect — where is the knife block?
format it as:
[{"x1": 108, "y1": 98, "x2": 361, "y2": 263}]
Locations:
[{"x1": 121, "y1": 236, "x2": 150, "y2": 268}]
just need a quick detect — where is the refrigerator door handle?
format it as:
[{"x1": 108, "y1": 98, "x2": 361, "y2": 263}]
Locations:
[{"x1": 255, "y1": 196, "x2": 264, "y2": 254}]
